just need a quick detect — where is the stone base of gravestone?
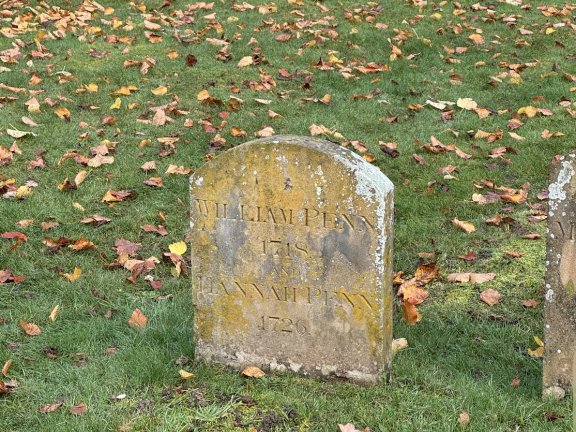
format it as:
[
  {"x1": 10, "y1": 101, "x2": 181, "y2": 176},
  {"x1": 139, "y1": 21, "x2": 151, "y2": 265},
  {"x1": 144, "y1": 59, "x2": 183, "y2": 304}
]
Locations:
[
  {"x1": 189, "y1": 135, "x2": 394, "y2": 383},
  {"x1": 543, "y1": 152, "x2": 576, "y2": 398}
]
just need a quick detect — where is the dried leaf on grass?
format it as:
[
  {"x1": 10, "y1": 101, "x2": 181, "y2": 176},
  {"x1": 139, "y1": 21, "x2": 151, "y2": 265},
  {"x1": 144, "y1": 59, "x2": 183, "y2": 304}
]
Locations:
[
  {"x1": 2, "y1": 359, "x2": 12, "y2": 377},
  {"x1": 480, "y1": 288, "x2": 501, "y2": 306},
  {"x1": 128, "y1": 308, "x2": 147, "y2": 330},
  {"x1": 179, "y1": 369, "x2": 196, "y2": 379},
  {"x1": 19, "y1": 319, "x2": 41, "y2": 335},
  {"x1": 401, "y1": 298, "x2": 421, "y2": 325},
  {"x1": 241, "y1": 366, "x2": 265, "y2": 378},
  {"x1": 452, "y1": 218, "x2": 476, "y2": 233},
  {"x1": 69, "y1": 403, "x2": 87, "y2": 416},
  {"x1": 40, "y1": 403, "x2": 63, "y2": 413}
]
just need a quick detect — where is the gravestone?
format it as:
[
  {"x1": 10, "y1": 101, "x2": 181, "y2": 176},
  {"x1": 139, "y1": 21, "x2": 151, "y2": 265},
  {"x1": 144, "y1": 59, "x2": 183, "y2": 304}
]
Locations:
[
  {"x1": 544, "y1": 152, "x2": 576, "y2": 398},
  {"x1": 189, "y1": 135, "x2": 394, "y2": 383}
]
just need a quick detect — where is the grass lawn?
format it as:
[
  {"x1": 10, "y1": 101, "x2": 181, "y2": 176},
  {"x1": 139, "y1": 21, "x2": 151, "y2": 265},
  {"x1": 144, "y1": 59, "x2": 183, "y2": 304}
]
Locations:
[{"x1": 1, "y1": 0, "x2": 576, "y2": 430}]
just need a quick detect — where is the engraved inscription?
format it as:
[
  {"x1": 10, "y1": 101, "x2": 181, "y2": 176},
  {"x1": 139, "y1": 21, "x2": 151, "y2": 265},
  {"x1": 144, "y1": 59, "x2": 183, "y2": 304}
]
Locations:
[
  {"x1": 260, "y1": 316, "x2": 310, "y2": 335},
  {"x1": 193, "y1": 198, "x2": 375, "y2": 233},
  {"x1": 556, "y1": 221, "x2": 576, "y2": 240},
  {"x1": 194, "y1": 275, "x2": 374, "y2": 311}
]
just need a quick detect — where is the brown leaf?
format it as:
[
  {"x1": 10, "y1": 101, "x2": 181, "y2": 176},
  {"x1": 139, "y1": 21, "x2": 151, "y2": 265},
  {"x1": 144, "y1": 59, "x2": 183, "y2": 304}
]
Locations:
[
  {"x1": 140, "y1": 161, "x2": 157, "y2": 171},
  {"x1": 114, "y1": 238, "x2": 142, "y2": 256},
  {"x1": 0, "y1": 379, "x2": 12, "y2": 394},
  {"x1": 412, "y1": 154, "x2": 429, "y2": 166},
  {"x1": 524, "y1": 234, "x2": 541, "y2": 240},
  {"x1": 241, "y1": 366, "x2": 266, "y2": 378},
  {"x1": 458, "y1": 251, "x2": 477, "y2": 261},
  {"x1": 469, "y1": 273, "x2": 496, "y2": 283},
  {"x1": 452, "y1": 217, "x2": 476, "y2": 233},
  {"x1": 19, "y1": 319, "x2": 41, "y2": 335},
  {"x1": 480, "y1": 288, "x2": 501, "y2": 306},
  {"x1": 521, "y1": 299, "x2": 538, "y2": 308},
  {"x1": 186, "y1": 54, "x2": 197, "y2": 67},
  {"x1": 41, "y1": 222, "x2": 59, "y2": 231},
  {"x1": 544, "y1": 412, "x2": 565, "y2": 421},
  {"x1": 40, "y1": 403, "x2": 63, "y2": 413},
  {"x1": 458, "y1": 413, "x2": 470, "y2": 425},
  {"x1": 510, "y1": 376, "x2": 520, "y2": 387},
  {"x1": 143, "y1": 177, "x2": 163, "y2": 187},
  {"x1": 503, "y1": 250, "x2": 524, "y2": 258},
  {"x1": 128, "y1": 309, "x2": 147, "y2": 330},
  {"x1": 69, "y1": 403, "x2": 87, "y2": 416},
  {"x1": 254, "y1": 126, "x2": 274, "y2": 137}
]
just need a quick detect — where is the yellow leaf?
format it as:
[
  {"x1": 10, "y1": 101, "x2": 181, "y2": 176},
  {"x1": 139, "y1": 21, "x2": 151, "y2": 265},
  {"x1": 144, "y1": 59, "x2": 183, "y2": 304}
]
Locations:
[
  {"x1": 534, "y1": 335, "x2": 544, "y2": 347},
  {"x1": 457, "y1": 98, "x2": 477, "y2": 110},
  {"x1": 49, "y1": 305, "x2": 59, "y2": 321},
  {"x1": 237, "y1": 56, "x2": 253, "y2": 67},
  {"x1": 169, "y1": 241, "x2": 187, "y2": 256},
  {"x1": 110, "y1": 98, "x2": 122, "y2": 109},
  {"x1": 179, "y1": 369, "x2": 196, "y2": 379},
  {"x1": 167, "y1": 50, "x2": 179, "y2": 59},
  {"x1": 54, "y1": 107, "x2": 70, "y2": 119},
  {"x1": 14, "y1": 186, "x2": 32, "y2": 199},
  {"x1": 197, "y1": 89, "x2": 210, "y2": 101},
  {"x1": 73, "y1": 202, "x2": 85, "y2": 211},
  {"x1": 151, "y1": 86, "x2": 167, "y2": 95},
  {"x1": 430, "y1": 13, "x2": 442, "y2": 19},
  {"x1": 60, "y1": 267, "x2": 82, "y2": 282},
  {"x1": 546, "y1": 28, "x2": 555, "y2": 35}
]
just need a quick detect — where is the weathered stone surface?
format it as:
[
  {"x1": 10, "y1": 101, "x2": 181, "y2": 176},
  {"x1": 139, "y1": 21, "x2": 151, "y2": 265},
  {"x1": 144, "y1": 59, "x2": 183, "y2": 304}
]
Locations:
[
  {"x1": 544, "y1": 152, "x2": 576, "y2": 397},
  {"x1": 189, "y1": 135, "x2": 394, "y2": 383}
]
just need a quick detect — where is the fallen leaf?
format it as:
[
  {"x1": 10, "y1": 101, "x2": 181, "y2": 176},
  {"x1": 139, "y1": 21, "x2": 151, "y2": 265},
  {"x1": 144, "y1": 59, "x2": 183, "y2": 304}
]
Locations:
[
  {"x1": 169, "y1": 241, "x2": 187, "y2": 256},
  {"x1": 401, "y1": 298, "x2": 421, "y2": 325},
  {"x1": 128, "y1": 309, "x2": 147, "y2": 330},
  {"x1": 151, "y1": 86, "x2": 168, "y2": 96},
  {"x1": 19, "y1": 319, "x2": 41, "y2": 335},
  {"x1": 60, "y1": 267, "x2": 82, "y2": 282},
  {"x1": 510, "y1": 376, "x2": 520, "y2": 387},
  {"x1": 452, "y1": 218, "x2": 476, "y2": 233},
  {"x1": 241, "y1": 366, "x2": 266, "y2": 377},
  {"x1": 391, "y1": 338, "x2": 408, "y2": 356},
  {"x1": 458, "y1": 412, "x2": 470, "y2": 425},
  {"x1": 49, "y1": 305, "x2": 59, "y2": 321},
  {"x1": 522, "y1": 299, "x2": 538, "y2": 308},
  {"x1": 69, "y1": 403, "x2": 87, "y2": 416},
  {"x1": 40, "y1": 403, "x2": 63, "y2": 413},
  {"x1": 179, "y1": 369, "x2": 196, "y2": 379},
  {"x1": 238, "y1": 56, "x2": 253, "y2": 67},
  {"x1": 480, "y1": 288, "x2": 501, "y2": 306},
  {"x1": 2, "y1": 359, "x2": 11, "y2": 377}
]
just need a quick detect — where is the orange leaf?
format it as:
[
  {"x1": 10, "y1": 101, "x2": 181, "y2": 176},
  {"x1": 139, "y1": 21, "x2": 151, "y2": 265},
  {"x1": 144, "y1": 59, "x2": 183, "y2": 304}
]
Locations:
[
  {"x1": 401, "y1": 298, "x2": 421, "y2": 325},
  {"x1": 128, "y1": 308, "x2": 147, "y2": 330},
  {"x1": 2, "y1": 359, "x2": 11, "y2": 377},
  {"x1": 19, "y1": 319, "x2": 41, "y2": 335},
  {"x1": 452, "y1": 217, "x2": 476, "y2": 233},
  {"x1": 241, "y1": 366, "x2": 266, "y2": 377}
]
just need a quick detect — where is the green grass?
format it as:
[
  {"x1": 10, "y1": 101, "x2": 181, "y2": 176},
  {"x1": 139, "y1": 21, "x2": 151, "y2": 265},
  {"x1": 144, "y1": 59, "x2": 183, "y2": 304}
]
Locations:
[{"x1": 1, "y1": 0, "x2": 575, "y2": 430}]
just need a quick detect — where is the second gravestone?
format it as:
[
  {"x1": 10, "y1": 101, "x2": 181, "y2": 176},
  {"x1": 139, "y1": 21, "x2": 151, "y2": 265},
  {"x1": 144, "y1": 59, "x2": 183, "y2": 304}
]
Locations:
[
  {"x1": 544, "y1": 152, "x2": 576, "y2": 398},
  {"x1": 190, "y1": 135, "x2": 394, "y2": 383}
]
